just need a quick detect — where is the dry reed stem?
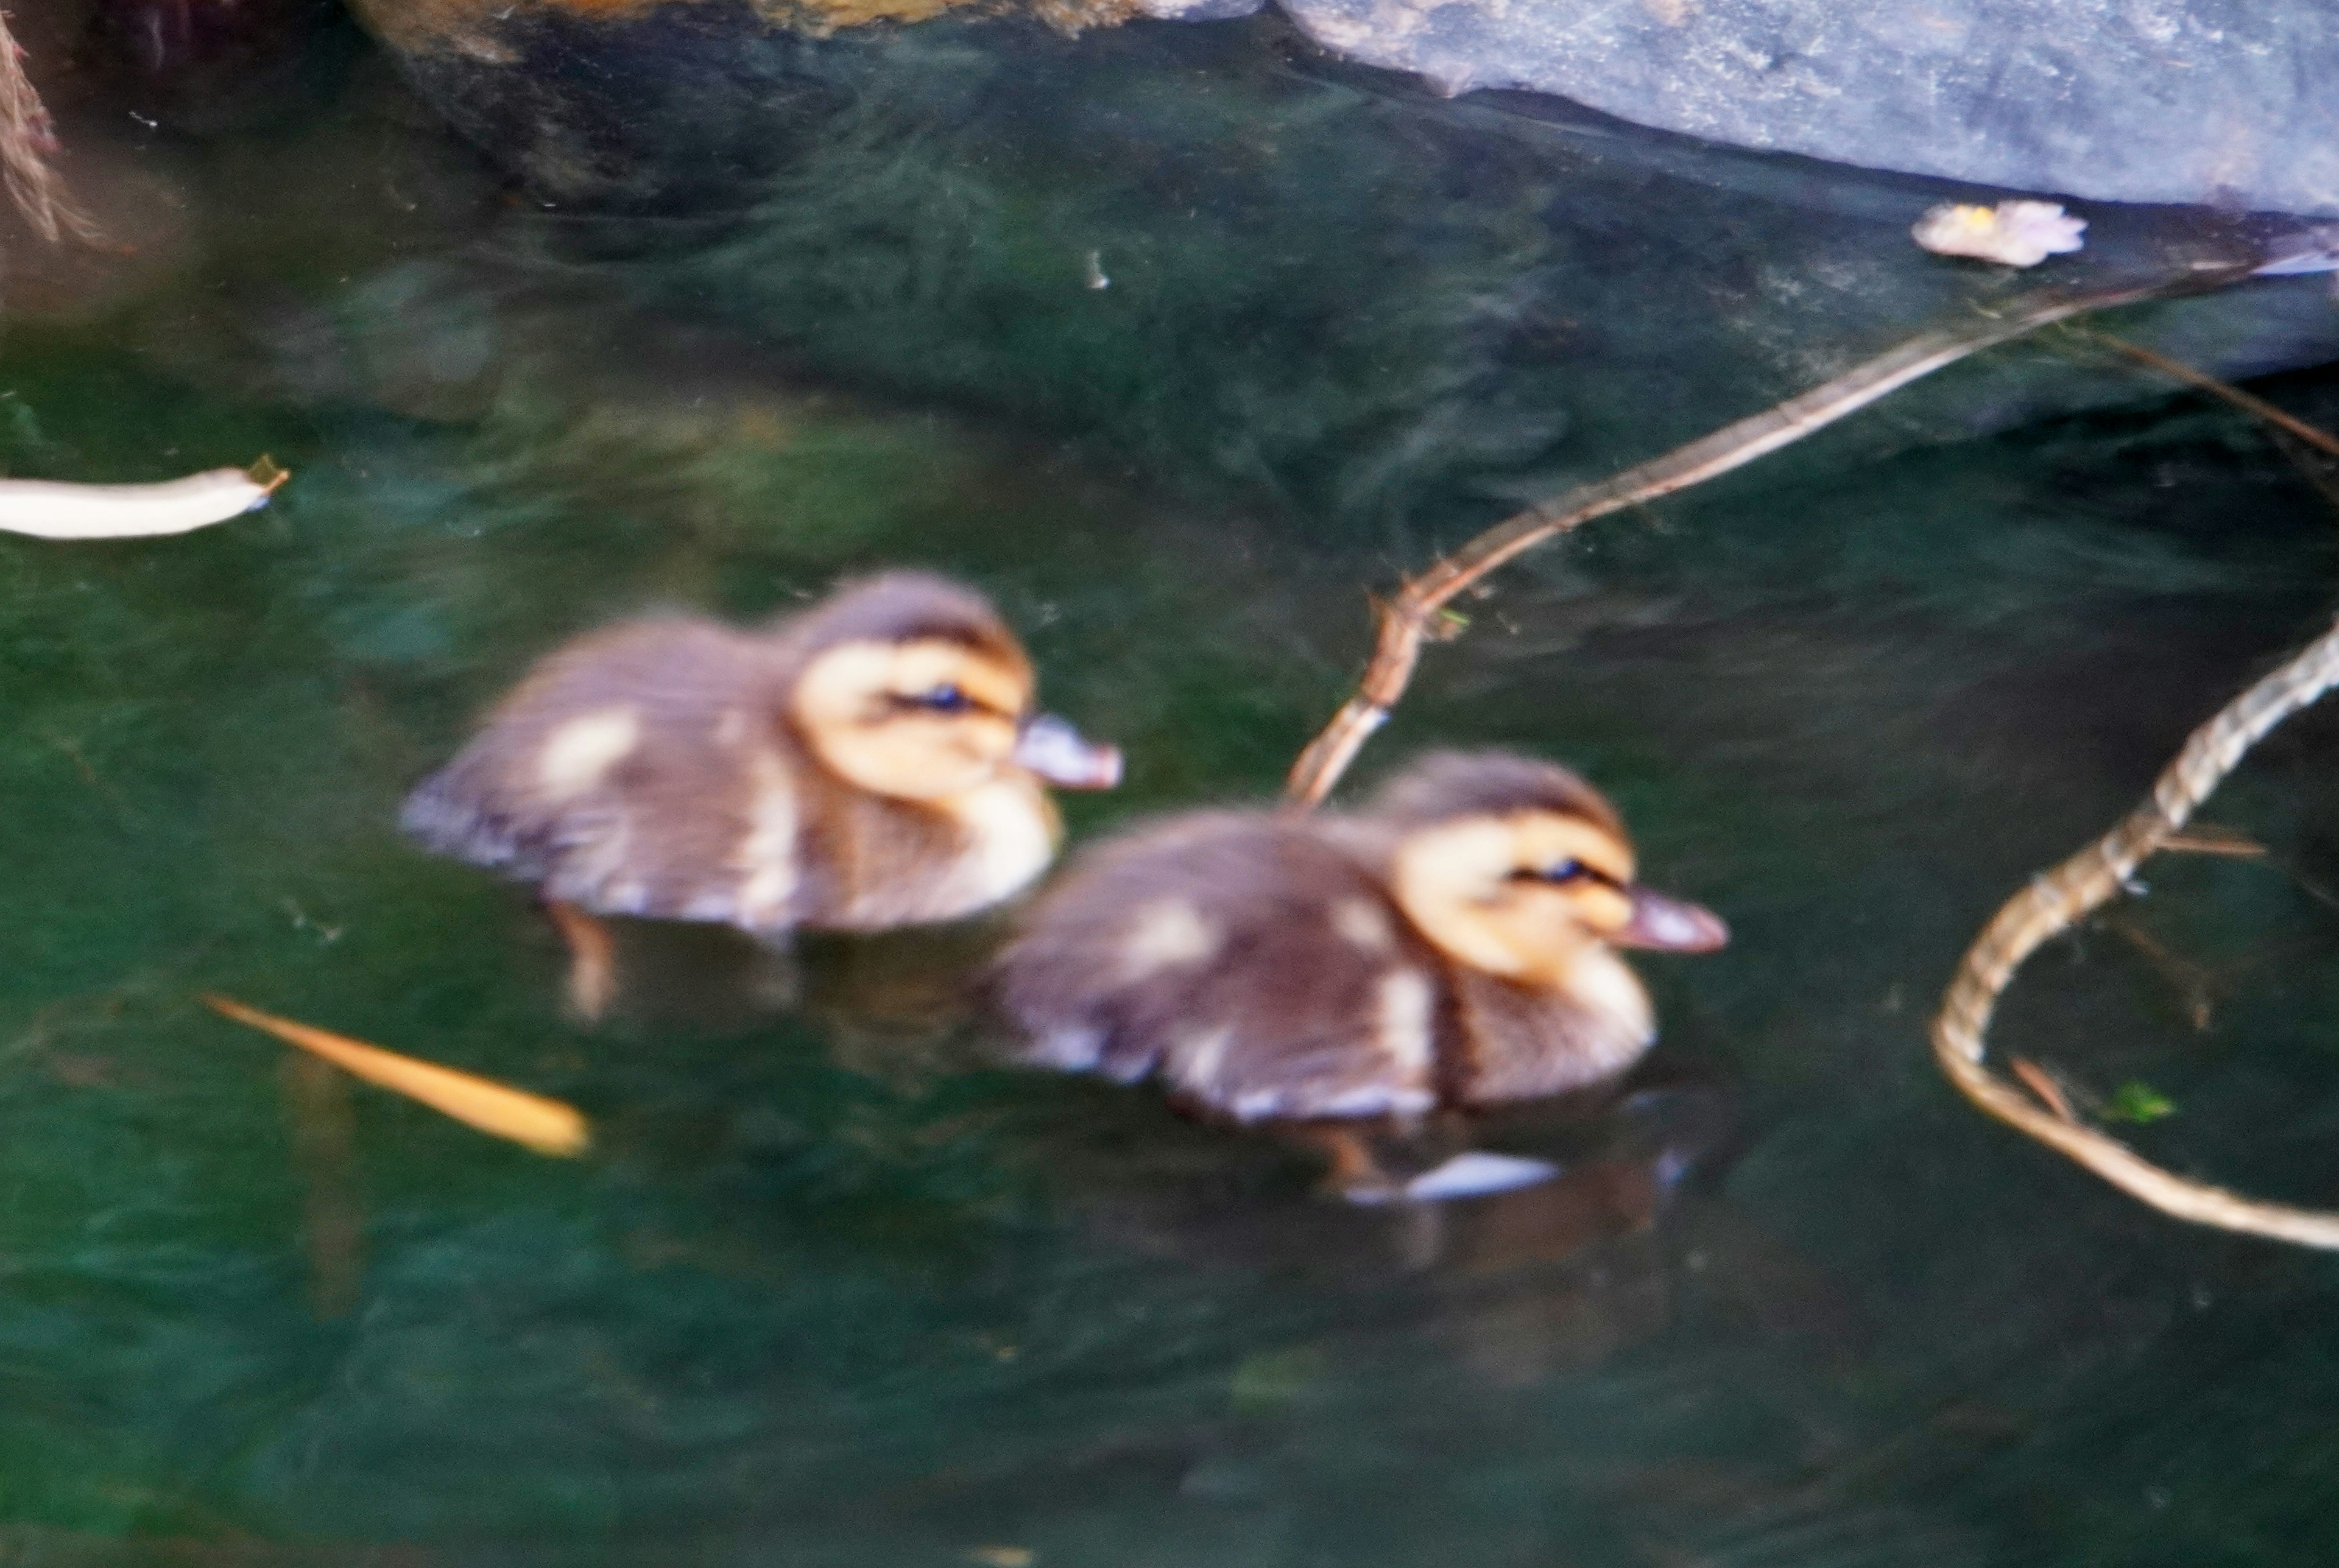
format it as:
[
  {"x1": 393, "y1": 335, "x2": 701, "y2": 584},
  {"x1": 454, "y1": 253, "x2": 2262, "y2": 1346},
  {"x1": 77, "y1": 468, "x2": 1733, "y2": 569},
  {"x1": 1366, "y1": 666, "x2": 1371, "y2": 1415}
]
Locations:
[
  {"x1": 2075, "y1": 328, "x2": 2339, "y2": 460},
  {"x1": 1931, "y1": 613, "x2": 2339, "y2": 1248},
  {"x1": 2008, "y1": 1056, "x2": 2078, "y2": 1124},
  {"x1": 0, "y1": 8, "x2": 95, "y2": 244},
  {"x1": 203, "y1": 993, "x2": 592, "y2": 1158},
  {"x1": 2161, "y1": 828, "x2": 2268, "y2": 858},
  {"x1": 1284, "y1": 270, "x2": 2251, "y2": 806}
]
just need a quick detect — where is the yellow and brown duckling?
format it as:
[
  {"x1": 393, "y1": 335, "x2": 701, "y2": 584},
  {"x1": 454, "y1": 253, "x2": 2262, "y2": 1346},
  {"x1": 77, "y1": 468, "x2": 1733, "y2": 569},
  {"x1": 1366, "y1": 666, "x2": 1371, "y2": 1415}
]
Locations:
[
  {"x1": 995, "y1": 750, "x2": 1725, "y2": 1200},
  {"x1": 403, "y1": 572, "x2": 1120, "y2": 1010}
]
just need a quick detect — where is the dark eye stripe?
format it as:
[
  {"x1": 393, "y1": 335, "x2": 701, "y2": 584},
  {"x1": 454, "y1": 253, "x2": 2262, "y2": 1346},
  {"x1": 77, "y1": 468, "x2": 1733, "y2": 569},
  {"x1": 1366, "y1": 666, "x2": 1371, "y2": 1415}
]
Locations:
[
  {"x1": 887, "y1": 684, "x2": 1005, "y2": 718},
  {"x1": 1507, "y1": 860, "x2": 1623, "y2": 888}
]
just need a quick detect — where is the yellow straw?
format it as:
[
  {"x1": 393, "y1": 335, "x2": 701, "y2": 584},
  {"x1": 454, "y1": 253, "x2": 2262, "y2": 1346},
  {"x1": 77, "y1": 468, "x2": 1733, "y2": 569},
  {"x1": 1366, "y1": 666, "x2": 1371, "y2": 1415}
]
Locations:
[{"x1": 202, "y1": 994, "x2": 591, "y2": 1158}]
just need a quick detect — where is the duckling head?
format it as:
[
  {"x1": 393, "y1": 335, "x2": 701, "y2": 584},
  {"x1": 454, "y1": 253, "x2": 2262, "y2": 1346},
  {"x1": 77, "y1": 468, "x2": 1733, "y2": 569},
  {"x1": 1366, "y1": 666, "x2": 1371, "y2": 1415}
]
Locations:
[
  {"x1": 1375, "y1": 751, "x2": 1727, "y2": 992},
  {"x1": 785, "y1": 572, "x2": 1121, "y2": 803}
]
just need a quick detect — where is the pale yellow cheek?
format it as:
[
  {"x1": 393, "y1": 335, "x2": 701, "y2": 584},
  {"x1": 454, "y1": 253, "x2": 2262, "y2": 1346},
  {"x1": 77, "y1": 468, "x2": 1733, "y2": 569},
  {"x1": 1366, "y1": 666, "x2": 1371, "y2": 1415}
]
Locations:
[
  {"x1": 537, "y1": 708, "x2": 640, "y2": 800},
  {"x1": 1570, "y1": 885, "x2": 1635, "y2": 936},
  {"x1": 948, "y1": 714, "x2": 1019, "y2": 765}
]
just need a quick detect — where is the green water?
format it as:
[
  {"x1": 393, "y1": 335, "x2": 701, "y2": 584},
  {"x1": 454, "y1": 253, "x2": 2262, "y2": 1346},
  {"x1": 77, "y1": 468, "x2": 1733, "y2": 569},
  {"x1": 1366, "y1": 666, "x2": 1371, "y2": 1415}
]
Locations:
[{"x1": 7, "y1": 10, "x2": 2339, "y2": 1564}]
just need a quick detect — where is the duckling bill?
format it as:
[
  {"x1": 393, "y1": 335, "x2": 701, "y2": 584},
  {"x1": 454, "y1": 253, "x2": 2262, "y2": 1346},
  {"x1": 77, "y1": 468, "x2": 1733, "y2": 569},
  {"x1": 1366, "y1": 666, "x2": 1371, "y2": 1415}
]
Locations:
[
  {"x1": 403, "y1": 573, "x2": 1119, "y2": 977},
  {"x1": 997, "y1": 751, "x2": 1724, "y2": 1200}
]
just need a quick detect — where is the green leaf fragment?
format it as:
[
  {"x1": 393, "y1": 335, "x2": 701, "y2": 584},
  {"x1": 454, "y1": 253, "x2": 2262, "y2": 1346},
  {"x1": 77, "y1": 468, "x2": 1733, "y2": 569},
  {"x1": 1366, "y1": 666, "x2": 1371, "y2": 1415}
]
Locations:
[{"x1": 2104, "y1": 1081, "x2": 2177, "y2": 1124}]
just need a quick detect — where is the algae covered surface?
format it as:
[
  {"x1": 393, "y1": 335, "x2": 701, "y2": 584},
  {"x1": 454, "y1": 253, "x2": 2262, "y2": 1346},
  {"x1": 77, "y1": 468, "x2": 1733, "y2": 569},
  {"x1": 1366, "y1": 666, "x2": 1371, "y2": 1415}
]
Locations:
[{"x1": 6, "y1": 10, "x2": 2339, "y2": 1565}]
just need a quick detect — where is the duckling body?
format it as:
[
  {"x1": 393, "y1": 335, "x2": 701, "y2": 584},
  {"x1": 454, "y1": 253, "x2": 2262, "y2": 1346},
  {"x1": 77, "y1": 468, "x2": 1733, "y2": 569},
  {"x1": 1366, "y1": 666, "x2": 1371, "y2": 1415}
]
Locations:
[
  {"x1": 998, "y1": 752, "x2": 1724, "y2": 1131},
  {"x1": 403, "y1": 573, "x2": 1118, "y2": 938},
  {"x1": 1006, "y1": 811, "x2": 1445, "y2": 1120}
]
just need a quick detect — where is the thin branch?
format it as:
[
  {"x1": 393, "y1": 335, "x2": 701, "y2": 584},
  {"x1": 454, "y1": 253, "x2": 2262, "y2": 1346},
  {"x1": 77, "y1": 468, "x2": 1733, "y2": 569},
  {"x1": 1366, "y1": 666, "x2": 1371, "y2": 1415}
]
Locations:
[
  {"x1": 2009, "y1": 1056, "x2": 2080, "y2": 1123},
  {"x1": 2265, "y1": 429, "x2": 2339, "y2": 516},
  {"x1": 1284, "y1": 269, "x2": 2254, "y2": 806},
  {"x1": 202, "y1": 994, "x2": 593, "y2": 1158},
  {"x1": 2073, "y1": 327, "x2": 2339, "y2": 460},
  {"x1": 1930, "y1": 612, "x2": 2339, "y2": 1249},
  {"x1": 2161, "y1": 826, "x2": 2268, "y2": 858}
]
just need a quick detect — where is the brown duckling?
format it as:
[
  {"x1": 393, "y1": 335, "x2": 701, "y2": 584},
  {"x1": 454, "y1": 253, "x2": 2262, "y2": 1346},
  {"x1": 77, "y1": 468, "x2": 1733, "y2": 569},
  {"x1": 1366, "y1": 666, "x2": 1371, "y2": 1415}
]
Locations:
[
  {"x1": 404, "y1": 572, "x2": 1120, "y2": 1009},
  {"x1": 995, "y1": 750, "x2": 1724, "y2": 1199}
]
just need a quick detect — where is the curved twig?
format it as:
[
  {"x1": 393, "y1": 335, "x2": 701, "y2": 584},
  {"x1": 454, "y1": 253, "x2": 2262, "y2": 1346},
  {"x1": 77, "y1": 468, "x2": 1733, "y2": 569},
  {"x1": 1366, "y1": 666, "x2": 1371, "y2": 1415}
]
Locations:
[
  {"x1": 2072, "y1": 328, "x2": 2339, "y2": 460},
  {"x1": 1284, "y1": 269, "x2": 2251, "y2": 806},
  {"x1": 1931, "y1": 613, "x2": 2339, "y2": 1248}
]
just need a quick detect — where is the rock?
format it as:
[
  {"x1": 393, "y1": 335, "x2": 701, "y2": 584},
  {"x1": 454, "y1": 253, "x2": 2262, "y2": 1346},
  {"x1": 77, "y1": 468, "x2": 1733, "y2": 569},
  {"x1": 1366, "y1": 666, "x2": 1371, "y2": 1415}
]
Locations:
[
  {"x1": 352, "y1": 0, "x2": 2339, "y2": 216},
  {"x1": 340, "y1": 4, "x2": 2339, "y2": 530},
  {"x1": 1271, "y1": 0, "x2": 2339, "y2": 216}
]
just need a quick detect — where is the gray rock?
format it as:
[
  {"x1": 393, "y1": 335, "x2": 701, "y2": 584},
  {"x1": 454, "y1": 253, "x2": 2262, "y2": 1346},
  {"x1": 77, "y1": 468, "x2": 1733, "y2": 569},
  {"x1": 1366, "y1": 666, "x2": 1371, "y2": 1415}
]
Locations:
[{"x1": 1269, "y1": 0, "x2": 2339, "y2": 216}]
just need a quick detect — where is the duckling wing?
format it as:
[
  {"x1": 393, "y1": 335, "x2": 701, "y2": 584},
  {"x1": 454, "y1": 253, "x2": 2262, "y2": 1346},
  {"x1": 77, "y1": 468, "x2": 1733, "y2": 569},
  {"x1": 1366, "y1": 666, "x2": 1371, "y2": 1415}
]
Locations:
[
  {"x1": 998, "y1": 815, "x2": 1443, "y2": 1122},
  {"x1": 401, "y1": 620, "x2": 802, "y2": 931}
]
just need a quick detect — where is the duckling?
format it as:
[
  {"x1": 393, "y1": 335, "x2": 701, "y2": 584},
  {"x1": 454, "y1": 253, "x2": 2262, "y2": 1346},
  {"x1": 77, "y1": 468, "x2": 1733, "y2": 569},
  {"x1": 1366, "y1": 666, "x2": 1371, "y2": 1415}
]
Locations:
[
  {"x1": 403, "y1": 572, "x2": 1120, "y2": 1011},
  {"x1": 995, "y1": 750, "x2": 1724, "y2": 1200}
]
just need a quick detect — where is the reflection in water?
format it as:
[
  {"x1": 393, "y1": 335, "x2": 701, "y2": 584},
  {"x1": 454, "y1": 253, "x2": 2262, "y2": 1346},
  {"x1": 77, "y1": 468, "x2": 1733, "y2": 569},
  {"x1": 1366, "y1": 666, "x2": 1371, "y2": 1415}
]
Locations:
[{"x1": 277, "y1": 1052, "x2": 363, "y2": 1321}]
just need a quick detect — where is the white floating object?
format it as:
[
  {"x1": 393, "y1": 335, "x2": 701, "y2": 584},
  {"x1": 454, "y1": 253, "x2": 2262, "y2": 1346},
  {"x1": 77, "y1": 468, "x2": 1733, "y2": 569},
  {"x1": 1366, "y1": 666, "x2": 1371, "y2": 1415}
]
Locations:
[
  {"x1": 1405, "y1": 1151, "x2": 1560, "y2": 1200},
  {"x1": 0, "y1": 458, "x2": 287, "y2": 540},
  {"x1": 1347, "y1": 1150, "x2": 1562, "y2": 1204},
  {"x1": 1912, "y1": 200, "x2": 2087, "y2": 268},
  {"x1": 2255, "y1": 225, "x2": 2339, "y2": 277}
]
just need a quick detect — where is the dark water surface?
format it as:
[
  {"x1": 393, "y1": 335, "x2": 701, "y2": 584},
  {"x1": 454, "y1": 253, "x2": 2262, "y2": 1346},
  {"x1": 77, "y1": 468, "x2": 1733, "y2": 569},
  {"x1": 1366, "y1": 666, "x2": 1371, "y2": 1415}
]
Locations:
[{"x1": 7, "y1": 8, "x2": 2339, "y2": 1565}]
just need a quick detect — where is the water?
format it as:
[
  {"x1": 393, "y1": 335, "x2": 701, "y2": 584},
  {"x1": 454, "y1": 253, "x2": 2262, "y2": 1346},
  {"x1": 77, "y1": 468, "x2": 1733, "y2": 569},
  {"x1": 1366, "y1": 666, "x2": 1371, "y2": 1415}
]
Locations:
[{"x1": 6, "y1": 5, "x2": 2339, "y2": 1563}]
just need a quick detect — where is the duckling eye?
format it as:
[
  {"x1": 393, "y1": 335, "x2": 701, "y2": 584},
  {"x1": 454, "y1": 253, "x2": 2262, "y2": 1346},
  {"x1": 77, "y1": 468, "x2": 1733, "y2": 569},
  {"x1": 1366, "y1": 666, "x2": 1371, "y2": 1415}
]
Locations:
[
  {"x1": 1508, "y1": 860, "x2": 1597, "y2": 885},
  {"x1": 920, "y1": 684, "x2": 973, "y2": 714}
]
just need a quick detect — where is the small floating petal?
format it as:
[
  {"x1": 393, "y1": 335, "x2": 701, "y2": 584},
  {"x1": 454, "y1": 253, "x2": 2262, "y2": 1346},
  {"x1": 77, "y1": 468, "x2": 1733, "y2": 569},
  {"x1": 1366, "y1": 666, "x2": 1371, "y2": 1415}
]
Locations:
[
  {"x1": 1912, "y1": 200, "x2": 2087, "y2": 267},
  {"x1": 0, "y1": 459, "x2": 286, "y2": 540}
]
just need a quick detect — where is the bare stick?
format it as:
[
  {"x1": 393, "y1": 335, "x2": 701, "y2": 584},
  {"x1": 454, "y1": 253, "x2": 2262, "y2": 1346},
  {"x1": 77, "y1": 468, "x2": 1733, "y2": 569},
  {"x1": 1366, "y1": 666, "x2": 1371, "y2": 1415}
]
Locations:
[
  {"x1": 2073, "y1": 328, "x2": 2339, "y2": 460},
  {"x1": 1930, "y1": 613, "x2": 2339, "y2": 1249},
  {"x1": 1285, "y1": 270, "x2": 2253, "y2": 806},
  {"x1": 203, "y1": 993, "x2": 592, "y2": 1158},
  {"x1": 0, "y1": 9, "x2": 96, "y2": 244},
  {"x1": 2161, "y1": 827, "x2": 2268, "y2": 858},
  {"x1": 2009, "y1": 1056, "x2": 2080, "y2": 1123}
]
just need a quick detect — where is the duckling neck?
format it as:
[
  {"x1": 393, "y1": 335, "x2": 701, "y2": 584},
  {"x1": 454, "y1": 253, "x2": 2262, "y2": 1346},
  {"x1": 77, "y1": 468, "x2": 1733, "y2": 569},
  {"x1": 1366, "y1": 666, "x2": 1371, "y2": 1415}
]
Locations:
[
  {"x1": 798, "y1": 772, "x2": 1059, "y2": 930},
  {"x1": 938, "y1": 775, "x2": 1060, "y2": 909},
  {"x1": 1448, "y1": 948, "x2": 1656, "y2": 1103}
]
